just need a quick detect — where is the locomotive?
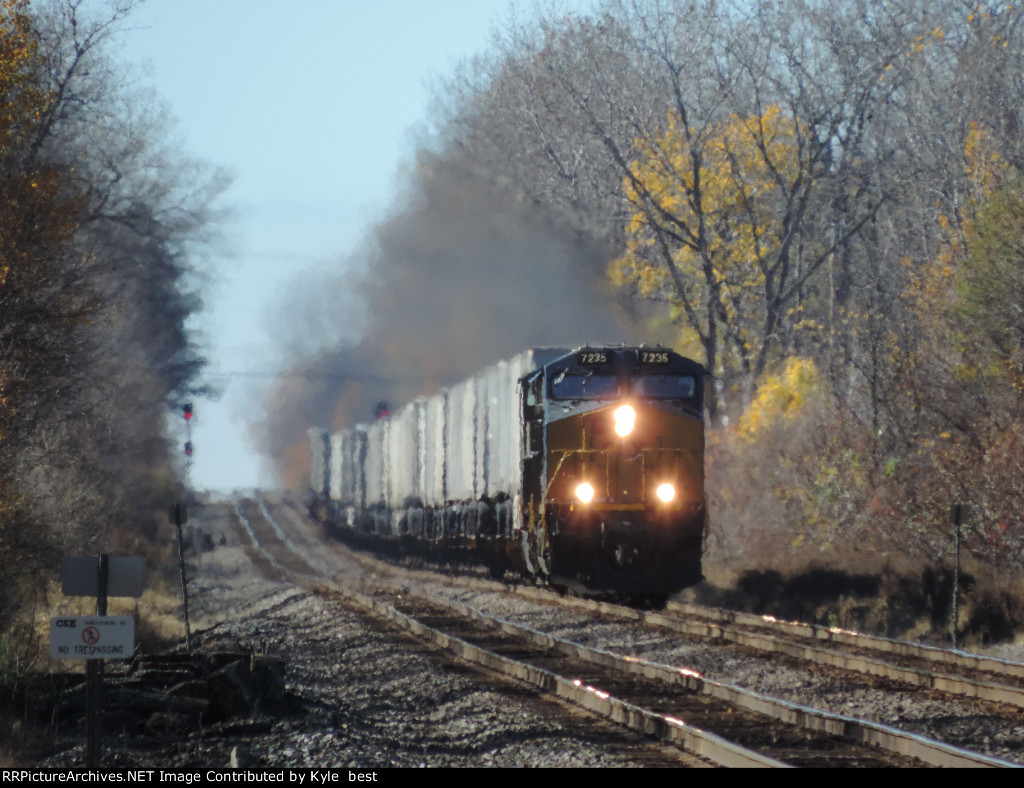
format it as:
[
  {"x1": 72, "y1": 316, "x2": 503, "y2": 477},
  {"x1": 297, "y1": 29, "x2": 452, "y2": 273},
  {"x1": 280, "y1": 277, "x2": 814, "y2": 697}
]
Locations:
[{"x1": 308, "y1": 345, "x2": 706, "y2": 600}]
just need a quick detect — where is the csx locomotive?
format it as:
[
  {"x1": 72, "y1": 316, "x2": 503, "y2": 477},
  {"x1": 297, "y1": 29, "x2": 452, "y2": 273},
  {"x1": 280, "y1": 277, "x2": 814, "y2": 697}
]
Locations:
[{"x1": 308, "y1": 346, "x2": 706, "y2": 600}]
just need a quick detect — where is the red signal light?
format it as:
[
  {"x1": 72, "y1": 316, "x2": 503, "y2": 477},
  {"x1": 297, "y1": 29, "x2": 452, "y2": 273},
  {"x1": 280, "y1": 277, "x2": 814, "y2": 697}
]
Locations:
[{"x1": 183, "y1": 403, "x2": 193, "y2": 421}]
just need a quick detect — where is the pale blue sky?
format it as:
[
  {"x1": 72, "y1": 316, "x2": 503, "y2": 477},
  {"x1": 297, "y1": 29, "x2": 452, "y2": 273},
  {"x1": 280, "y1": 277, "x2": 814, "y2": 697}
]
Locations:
[{"x1": 114, "y1": 0, "x2": 591, "y2": 491}]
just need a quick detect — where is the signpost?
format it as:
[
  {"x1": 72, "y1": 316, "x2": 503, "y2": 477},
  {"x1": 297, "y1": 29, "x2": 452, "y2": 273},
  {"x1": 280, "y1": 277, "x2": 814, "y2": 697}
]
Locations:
[
  {"x1": 54, "y1": 554, "x2": 144, "y2": 768},
  {"x1": 951, "y1": 504, "x2": 965, "y2": 649},
  {"x1": 170, "y1": 502, "x2": 193, "y2": 655}
]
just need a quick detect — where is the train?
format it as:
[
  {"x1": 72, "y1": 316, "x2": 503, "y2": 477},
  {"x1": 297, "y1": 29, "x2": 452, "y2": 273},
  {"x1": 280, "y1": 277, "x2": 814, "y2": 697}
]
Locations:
[{"x1": 308, "y1": 345, "x2": 706, "y2": 602}]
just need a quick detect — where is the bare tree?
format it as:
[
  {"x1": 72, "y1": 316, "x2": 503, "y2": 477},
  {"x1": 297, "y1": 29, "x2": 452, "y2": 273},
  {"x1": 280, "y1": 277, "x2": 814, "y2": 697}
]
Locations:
[{"x1": 0, "y1": 0, "x2": 227, "y2": 634}]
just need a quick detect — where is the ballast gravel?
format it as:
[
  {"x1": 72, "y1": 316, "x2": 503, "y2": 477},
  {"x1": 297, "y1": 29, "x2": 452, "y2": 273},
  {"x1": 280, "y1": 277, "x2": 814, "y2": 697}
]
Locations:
[{"x1": 38, "y1": 505, "x2": 694, "y2": 769}]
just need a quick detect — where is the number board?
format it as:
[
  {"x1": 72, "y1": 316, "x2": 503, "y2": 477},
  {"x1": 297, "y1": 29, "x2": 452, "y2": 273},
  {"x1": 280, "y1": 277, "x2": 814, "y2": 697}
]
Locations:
[
  {"x1": 577, "y1": 350, "x2": 610, "y2": 366},
  {"x1": 638, "y1": 350, "x2": 671, "y2": 365},
  {"x1": 577, "y1": 349, "x2": 673, "y2": 367}
]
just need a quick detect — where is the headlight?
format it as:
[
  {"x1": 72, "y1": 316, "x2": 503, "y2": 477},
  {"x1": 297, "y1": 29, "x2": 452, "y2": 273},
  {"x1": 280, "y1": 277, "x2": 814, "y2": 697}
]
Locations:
[
  {"x1": 655, "y1": 483, "x2": 676, "y2": 503},
  {"x1": 613, "y1": 404, "x2": 636, "y2": 437},
  {"x1": 575, "y1": 482, "x2": 595, "y2": 503}
]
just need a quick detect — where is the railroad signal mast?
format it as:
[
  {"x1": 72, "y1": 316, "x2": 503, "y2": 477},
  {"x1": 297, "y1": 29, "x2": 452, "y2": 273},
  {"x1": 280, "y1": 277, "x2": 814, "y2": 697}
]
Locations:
[{"x1": 182, "y1": 403, "x2": 194, "y2": 465}]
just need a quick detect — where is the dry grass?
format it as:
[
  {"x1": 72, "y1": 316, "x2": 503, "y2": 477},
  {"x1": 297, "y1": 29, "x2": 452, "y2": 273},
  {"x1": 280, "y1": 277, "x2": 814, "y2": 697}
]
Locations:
[{"x1": 0, "y1": 518, "x2": 196, "y2": 765}]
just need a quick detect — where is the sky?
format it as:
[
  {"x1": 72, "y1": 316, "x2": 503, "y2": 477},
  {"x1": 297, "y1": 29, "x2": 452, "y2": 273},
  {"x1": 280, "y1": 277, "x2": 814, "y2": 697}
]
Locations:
[{"x1": 113, "y1": 0, "x2": 593, "y2": 492}]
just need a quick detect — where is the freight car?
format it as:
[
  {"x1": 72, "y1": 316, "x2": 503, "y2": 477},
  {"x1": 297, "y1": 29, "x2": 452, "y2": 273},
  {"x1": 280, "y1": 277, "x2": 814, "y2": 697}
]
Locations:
[{"x1": 309, "y1": 346, "x2": 706, "y2": 601}]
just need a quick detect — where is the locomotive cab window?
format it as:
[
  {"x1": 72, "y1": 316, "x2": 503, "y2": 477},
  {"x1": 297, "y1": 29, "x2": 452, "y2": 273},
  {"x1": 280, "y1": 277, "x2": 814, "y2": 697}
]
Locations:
[
  {"x1": 631, "y1": 375, "x2": 697, "y2": 399},
  {"x1": 550, "y1": 373, "x2": 620, "y2": 400}
]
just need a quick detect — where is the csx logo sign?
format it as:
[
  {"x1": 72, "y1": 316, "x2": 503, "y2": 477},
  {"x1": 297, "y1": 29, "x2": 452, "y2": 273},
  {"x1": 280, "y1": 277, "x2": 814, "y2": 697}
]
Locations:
[{"x1": 55, "y1": 619, "x2": 77, "y2": 628}]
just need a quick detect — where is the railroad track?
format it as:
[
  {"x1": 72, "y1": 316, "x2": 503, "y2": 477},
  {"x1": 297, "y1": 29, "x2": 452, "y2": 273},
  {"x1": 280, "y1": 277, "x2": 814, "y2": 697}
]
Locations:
[
  {"x1": 276, "y1": 497, "x2": 1024, "y2": 710},
  {"x1": 460, "y1": 574, "x2": 1024, "y2": 706},
  {"x1": 224, "y1": 496, "x2": 1020, "y2": 768},
  {"x1": 264, "y1": 495, "x2": 1024, "y2": 712},
  {"x1": 489, "y1": 590, "x2": 1024, "y2": 713},
  {"x1": 653, "y1": 601, "x2": 1024, "y2": 709}
]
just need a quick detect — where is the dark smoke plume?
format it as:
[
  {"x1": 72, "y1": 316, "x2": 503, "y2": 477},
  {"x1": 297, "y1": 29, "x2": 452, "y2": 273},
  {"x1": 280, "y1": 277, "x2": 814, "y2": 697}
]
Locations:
[{"x1": 259, "y1": 152, "x2": 646, "y2": 488}]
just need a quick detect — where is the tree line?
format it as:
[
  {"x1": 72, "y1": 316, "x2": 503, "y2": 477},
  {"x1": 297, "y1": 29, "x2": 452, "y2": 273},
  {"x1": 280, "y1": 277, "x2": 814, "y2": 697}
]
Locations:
[
  {"x1": 428, "y1": 0, "x2": 1024, "y2": 566},
  {"x1": 0, "y1": 0, "x2": 223, "y2": 642}
]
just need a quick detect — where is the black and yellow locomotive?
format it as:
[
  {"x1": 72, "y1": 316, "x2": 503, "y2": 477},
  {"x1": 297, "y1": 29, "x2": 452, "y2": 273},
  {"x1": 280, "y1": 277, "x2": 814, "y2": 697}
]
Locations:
[
  {"x1": 309, "y1": 345, "x2": 706, "y2": 601},
  {"x1": 519, "y1": 347, "x2": 706, "y2": 596}
]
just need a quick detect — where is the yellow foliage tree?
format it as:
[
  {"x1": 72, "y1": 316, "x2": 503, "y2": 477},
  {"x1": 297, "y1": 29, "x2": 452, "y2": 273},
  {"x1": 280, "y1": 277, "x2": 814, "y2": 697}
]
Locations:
[
  {"x1": 901, "y1": 122, "x2": 1014, "y2": 382},
  {"x1": 609, "y1": 103, "x2": 846, "y2": 415},
  {"x1": 736, "y1": 357, "x2": 822, "y2": 440},
  {"x1": 0, "y1": 0, "x2": 44, "y2": 145},
  {"x1": 0, "y1": 0, "x2": 82, "y2": 542}
]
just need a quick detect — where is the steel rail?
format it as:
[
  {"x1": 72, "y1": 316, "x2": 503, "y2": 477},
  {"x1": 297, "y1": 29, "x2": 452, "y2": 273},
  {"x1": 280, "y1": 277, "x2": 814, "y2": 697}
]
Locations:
[
  {"x1": 401, "y1": 586, "x2": 1018, "y2": 769},
  {"x1": 487, "y1": 586, "x2": 1024, "y2": 711},
  {"x1": 638, "y1": 608, "x2": 1024, "y2": 710},
  {"x1": 668, "y1": 601, "x2": 1024, "y2": 682},
  {"x1": 328, "y1": 582, "x2": 788, "y2": 768}
]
